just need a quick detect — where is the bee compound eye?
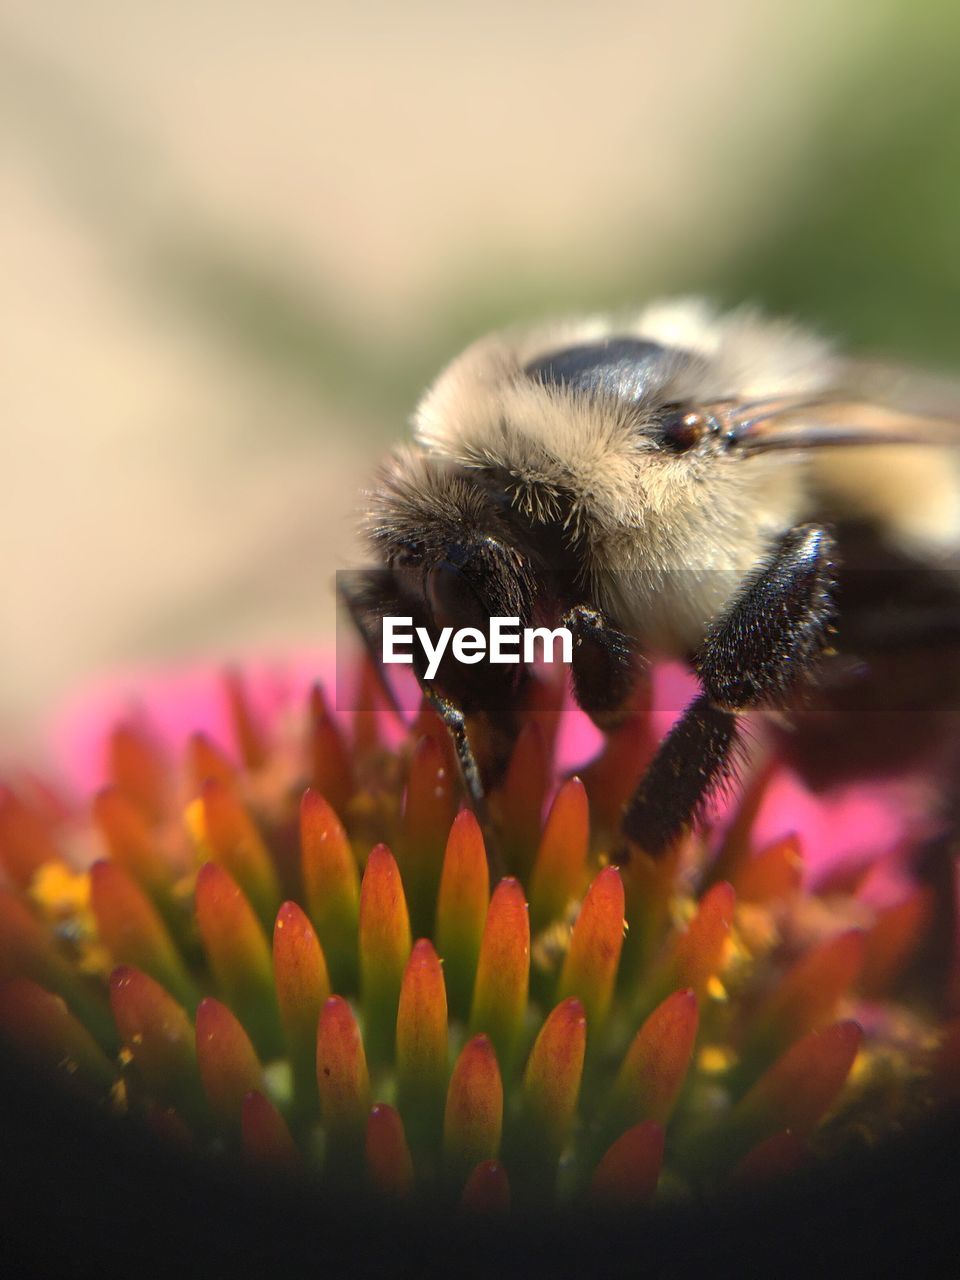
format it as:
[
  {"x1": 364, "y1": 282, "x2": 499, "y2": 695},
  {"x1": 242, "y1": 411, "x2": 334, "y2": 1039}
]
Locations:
[{"x1": 659, "y1": 408, "x2": 708, "y2": 453}]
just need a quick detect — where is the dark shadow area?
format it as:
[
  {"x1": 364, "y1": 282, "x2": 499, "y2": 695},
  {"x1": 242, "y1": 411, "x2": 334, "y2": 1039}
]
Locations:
[{"x1": 2, "y1": 1048, "x2": 958, "y2": 1279}]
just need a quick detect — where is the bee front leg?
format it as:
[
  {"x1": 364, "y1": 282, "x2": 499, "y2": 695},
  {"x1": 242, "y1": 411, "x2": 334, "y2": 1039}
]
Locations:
[
  {"x1": 338, "y1": 572, "x2": 491, "y2": 801},
  {"x1": 339, "y1": 570, "x2": 504, "y2": 871},
  {"x1": 621, "y1": 524, "x2": 836, "y2": 856}
]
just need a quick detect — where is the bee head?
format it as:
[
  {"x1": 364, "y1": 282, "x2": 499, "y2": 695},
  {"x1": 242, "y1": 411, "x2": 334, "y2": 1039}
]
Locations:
[
  {"x1": 523, "y1": 335, "x2": 808, "y2": 464},
  {"x1": 363, "y1": 449, "x2": 537, "y2": 707}
]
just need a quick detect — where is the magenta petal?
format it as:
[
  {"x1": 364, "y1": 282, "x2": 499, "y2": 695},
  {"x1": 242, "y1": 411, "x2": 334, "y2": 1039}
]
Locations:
[
  {"x1": 754, "y1": 770, "x2": 922, "y2": 884},
  {"x1": 47, "y1": 656, "x2": 338, "y2": 795}
]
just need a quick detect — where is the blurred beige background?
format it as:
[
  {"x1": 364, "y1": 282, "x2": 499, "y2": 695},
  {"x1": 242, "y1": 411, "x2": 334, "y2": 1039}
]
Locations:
[{"x1": 1, "y1": 1, "x2": 957, "y2": 755}]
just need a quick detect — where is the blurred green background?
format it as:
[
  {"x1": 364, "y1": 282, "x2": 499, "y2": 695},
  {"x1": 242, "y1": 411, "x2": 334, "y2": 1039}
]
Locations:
[{"x1": 1, "y1": 0, "x2": 958, "y2": 752}]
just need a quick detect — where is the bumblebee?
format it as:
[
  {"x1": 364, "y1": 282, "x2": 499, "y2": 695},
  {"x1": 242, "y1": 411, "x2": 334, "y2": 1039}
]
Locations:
[{"x1": 346, "y1": 298, "x2": 960, "y2": 857}]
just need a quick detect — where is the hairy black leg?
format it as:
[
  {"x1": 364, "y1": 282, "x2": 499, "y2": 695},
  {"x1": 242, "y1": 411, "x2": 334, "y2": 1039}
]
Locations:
[
  {"x1": 562, "y1": 603, "x2": 642, "y2": 729},
  {"x1": 696, "y1": 524, "x2": 837, "y2": 710},
  {"x1": 621, "y1": 697, "x2": 741, "y2": 856},
  {"x1": 621, "y1": 524, "x2": 836, "y2": 856}
]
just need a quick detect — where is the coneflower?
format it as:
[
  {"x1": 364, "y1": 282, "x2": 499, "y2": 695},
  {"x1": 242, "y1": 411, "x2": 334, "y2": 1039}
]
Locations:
[{"x1": 0, "y1": 659, "x2": 957, "y2": 1215}]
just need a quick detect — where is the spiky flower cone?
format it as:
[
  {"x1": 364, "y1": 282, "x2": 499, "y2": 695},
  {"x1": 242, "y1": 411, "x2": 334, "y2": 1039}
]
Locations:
[{"x1": 0, "y1": 662, "x2": 957, "y2": 1214}]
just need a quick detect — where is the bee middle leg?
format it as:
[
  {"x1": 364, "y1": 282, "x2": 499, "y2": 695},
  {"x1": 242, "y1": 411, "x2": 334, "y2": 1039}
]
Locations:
[
  {"x1": 562, "y1": 603, "x2": 643, "y2": 729},
  {"x1": 620, "y1": 524, "x2": 836, "y2": 856}
]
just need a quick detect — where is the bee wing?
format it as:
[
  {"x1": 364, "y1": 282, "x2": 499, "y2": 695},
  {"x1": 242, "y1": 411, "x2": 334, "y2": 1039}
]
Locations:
[
  {"x1": 828, "y1": 355, "x2": 960, "y2": 441},
  {"x1": 841, "y1": 355, "x2": 960, "y2": 416},
  {"x1": 728, "y1": 359, "x2": 960, "y2": 452},
  {"x1": 804, "y1": 358, "x2": 960, "y2": 557}
]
